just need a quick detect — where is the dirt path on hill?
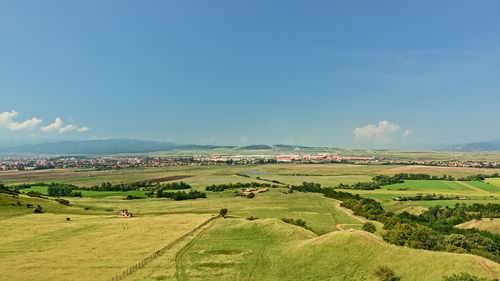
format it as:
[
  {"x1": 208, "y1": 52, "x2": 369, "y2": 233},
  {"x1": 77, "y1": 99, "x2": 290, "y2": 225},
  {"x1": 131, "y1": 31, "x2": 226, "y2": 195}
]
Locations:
[
  {"x1": 333, "y1": 202, "x2": 385, "y2": 246},
  {"x1": 455, "y1": 181, "x2": 484, "y2": 192},
  {"x1": 335, "y1": 223, "x2": 361, "y2": 231},
  {"x1": 475, "y1": 257, "x2": 498, "y2": 279},
  {"x1": 175, "y1": 218, "x2": 218, "y2": 281},
  {"x1": 334, "y1": 203, "x2": 366, "y2": 223}
]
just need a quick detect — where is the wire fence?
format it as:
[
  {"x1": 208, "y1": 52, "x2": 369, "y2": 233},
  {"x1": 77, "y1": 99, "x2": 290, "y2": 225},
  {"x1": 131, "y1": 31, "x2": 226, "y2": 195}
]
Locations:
[{"x1": 109, "y1": 215, "x2": 218, "y2": 281}]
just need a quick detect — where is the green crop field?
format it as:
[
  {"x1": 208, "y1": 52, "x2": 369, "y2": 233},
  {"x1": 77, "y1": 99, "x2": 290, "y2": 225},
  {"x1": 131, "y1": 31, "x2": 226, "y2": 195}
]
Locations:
[
  {"x1": 486, "y1": 178, "x2": 500, "y2": 188},
  {"x1": 382, "y1": 180, "x2": 468, "y2": 191},
  {"x1": 462, "y1": 181, "x2": 500, "y2": 193}
]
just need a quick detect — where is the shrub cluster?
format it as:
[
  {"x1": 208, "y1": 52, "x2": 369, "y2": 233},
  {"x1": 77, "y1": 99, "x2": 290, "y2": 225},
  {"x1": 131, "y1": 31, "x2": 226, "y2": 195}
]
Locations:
[{"x1": 154, "y1": 190, "x2": 206, "y2": 201}]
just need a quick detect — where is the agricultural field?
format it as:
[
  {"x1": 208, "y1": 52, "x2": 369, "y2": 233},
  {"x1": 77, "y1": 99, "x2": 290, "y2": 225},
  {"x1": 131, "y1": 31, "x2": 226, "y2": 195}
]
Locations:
[
  {"x1": 2, "y1": 163, "x2": 500, "y2": 280},
  {"x1": 382, "y1": 180, "x2": 468, "y2": 191}
]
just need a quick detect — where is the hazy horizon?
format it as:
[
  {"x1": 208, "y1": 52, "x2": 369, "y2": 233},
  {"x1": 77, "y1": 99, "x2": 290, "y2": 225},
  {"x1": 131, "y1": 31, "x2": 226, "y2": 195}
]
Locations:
[{"x1": 2, "y1": 1, "x2": 500, "y2": 148}]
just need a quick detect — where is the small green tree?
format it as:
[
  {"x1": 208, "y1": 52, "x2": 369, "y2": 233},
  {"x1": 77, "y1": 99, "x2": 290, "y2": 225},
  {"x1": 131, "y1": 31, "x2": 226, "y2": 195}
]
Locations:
[
  {"x1": 362, "y1": 222, "x2": 377, "y2": 233},
  {"x1": 219, "y1": 208, "x2": 228, "y2": 218},
  {"x1": 374, "y1": 266, "x2": 399, "y2": 281}
]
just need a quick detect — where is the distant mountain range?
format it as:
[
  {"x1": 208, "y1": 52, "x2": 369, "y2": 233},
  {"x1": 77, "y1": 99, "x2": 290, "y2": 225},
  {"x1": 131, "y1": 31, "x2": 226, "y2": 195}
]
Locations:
[
  {"x1": 449, "y1": 139, "x2": 500, "y2": 151},
  {"x1": 2, "y1": 138, "x2": 500, "y2": 155},
  {"x1": 0, "y1": 139, "x2": 311, "y2": 155}
]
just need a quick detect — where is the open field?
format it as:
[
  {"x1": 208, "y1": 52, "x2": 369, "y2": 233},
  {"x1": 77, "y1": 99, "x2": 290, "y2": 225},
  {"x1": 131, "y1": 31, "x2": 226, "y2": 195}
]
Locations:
[
  {"x1": 382, "y1": 180, "x2": 469, "y2": 191},
  {"x1": 486, "y1": 178, "x2": 500, "y2": 188},
  {"x1": 0, "y1": 212, "x2": 213, "y2": 281},
  {"x1": 457, "y1": 219, "x2": 500, "y2": 235},
  {"x1": 2, "y1": 163, "x2": 500, "y2": 280}
]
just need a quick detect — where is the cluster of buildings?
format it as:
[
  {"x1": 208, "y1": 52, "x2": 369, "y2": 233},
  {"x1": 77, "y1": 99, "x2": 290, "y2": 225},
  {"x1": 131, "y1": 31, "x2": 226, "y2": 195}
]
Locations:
[
  {"x1": 275, "y1": 154, "x2": 374, "y2": 162},
  {"x1": 0, "y1": 153, "x2": 376, "y2": 171},
  {"x1": 387, "y1": 160, "x2": 499, "y2": 168},
  {"x1": 2, "y1": 154, "x2": 497, "y2": 172}
]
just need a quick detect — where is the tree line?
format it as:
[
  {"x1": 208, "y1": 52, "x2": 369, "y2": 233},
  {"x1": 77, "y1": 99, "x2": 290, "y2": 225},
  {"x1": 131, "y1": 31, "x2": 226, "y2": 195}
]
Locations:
[
  {"x1": 151, "y1": 189, "x2": 206, "y2": 200},
  {"x1": 205, "y1": 182, "x2": 278, "y2": 192}
]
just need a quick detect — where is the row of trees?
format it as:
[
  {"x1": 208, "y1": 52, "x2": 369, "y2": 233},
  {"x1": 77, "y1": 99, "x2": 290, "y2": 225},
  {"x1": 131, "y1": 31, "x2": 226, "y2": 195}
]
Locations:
[
  {"x1": 152, "y1": 190, "x2": 206, "y2": 201},
  {"x1": 205, "y1": 182, "x2": 278, "y2": 192},
  {"x1": 394, "y1": 194, "x2": 461, "y2": 201}
]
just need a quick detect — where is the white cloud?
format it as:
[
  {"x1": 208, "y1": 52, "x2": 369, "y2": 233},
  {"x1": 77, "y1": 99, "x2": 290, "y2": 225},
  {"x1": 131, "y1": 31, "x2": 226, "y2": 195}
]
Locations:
[
  {"x1": 76, "y1": 126, "x2": 90, "y2": 132},
  {"x1": 0, "y1": 110, "x2": 42, "y2": 131},
  {"x1": 353, "y1": 120, "x2": 402, "y2": 143},
  {"x1": 41, "y1": 118, "x2": 90, "y2": 133},
  {"x1": 41, "y1": 117, "x2": 63, "y2": 132},
  {"x1": 403, "y1": 129, "x2": 413, "y2": 137}
]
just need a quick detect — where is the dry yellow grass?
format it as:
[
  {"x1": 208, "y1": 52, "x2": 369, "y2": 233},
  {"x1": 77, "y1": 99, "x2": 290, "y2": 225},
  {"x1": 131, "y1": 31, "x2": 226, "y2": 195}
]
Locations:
[
  {"x1": 0, "y1": 213, "x2": 212, "y2": 281},
  {"x1": 456, "y1": 218, "x2": 500, "y2": 234}
]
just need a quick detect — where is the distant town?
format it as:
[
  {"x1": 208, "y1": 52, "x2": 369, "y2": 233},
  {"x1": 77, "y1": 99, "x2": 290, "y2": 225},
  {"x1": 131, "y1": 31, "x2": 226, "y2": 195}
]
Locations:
[{"x1": 0, "y1": 153, "x2": 498, "y2": 171}]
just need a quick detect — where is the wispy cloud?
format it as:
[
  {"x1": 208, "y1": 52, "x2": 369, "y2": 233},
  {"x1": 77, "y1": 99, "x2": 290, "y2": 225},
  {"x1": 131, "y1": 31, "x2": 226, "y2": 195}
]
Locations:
[
  {"x1": 0, "y1": 110, "x2": 42, "y2": 131},
  {"x1": 403, "y1": 129, "x2": 413, "y2": 137}
]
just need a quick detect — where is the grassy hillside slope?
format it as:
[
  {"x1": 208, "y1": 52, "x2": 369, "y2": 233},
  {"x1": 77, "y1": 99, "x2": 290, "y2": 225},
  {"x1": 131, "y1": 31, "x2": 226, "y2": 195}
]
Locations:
[
  {"x1": 457, "y1": 219, "x2": 500, "y2": 235},
  {"x1": 172, "y1": 218, "x2": 500, "y2": 281}
]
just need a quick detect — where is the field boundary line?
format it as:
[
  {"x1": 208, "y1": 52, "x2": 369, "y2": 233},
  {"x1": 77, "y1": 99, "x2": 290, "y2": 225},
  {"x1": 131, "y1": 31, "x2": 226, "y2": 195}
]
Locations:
[
  {"x1": 174, "y1": 217, "x2": 218, "y2": 281},
  {"x1": 109, "y1": 215, "x2": 218, "y2": 281},
  {"x1": 455, "y1": 181, "x2": 485, "y2": 192},
  {"x1": 475, "y1": 257, "x2": 498, "y2": 279}
]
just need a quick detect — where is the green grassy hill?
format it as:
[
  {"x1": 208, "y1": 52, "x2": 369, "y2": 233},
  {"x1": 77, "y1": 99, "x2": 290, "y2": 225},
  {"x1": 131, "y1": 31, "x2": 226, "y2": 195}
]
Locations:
[{"x1": 171, "y1": 218, "x2": 500, "y2": 281}]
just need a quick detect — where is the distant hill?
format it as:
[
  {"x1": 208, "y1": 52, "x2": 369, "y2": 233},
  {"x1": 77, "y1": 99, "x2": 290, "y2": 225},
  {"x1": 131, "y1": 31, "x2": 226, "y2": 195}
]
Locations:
[
  {"x1": 239, "y1": 144, "x2": 273, "y2": 150},
  {"x1": 0, "y1": 139, "x2": 179, "y2": 154},
  {"x1": 452, "y1": 139, "x2": 500, "y2": 151},
  {"x1": 0, "y1": 139, "x2": 241, "y2": 155},
  {"x1": 0, "y1": 139, "x2": 325, "y2": 155}
]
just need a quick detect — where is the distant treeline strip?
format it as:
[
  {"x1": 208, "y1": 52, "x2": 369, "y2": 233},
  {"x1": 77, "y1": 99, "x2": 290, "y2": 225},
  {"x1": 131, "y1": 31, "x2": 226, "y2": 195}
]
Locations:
[
  {"x1": 124, "y1": 175, "x2": 193, "y2": 187},
  {"x1": 205, "y1": 182, "x2": 279, "y2": 192},
  {"x1": 109, "y1": 216, "x2": 218, "y2": 281},
  {"x1": 291, "y1": 182, "x2": 500, "y2": 263}
]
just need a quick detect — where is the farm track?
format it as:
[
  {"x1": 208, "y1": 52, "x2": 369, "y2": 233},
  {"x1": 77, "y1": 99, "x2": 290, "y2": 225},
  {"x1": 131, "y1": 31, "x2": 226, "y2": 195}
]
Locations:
[
  {"x1": 335, "y1": 223, "x2": 361, "y2": 231},
  {"x1": 334, "y1": 202, "x2": 366, "y2": 223},
  {"x1": 455, "y1": 181, "x2": 485, "y2": 192},
  {"x1": 475, "y1": 257, "x2": 498, "y2": 279},
  {"x1": 333, "y1": 202, "x2": 384, "y2": 246},
  {"x1": 175, "y1": 218, "x2": 218, "y2": 281},
  {"x1": 109, "y1": 216, "x2": 218, "y2": 281}
]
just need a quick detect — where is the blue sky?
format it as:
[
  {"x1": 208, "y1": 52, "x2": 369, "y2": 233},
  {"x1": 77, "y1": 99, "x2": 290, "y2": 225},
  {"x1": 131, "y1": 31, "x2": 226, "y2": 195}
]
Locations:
[{"x1": 1, "y1": 1, "x2": 500, "y2": 148}]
